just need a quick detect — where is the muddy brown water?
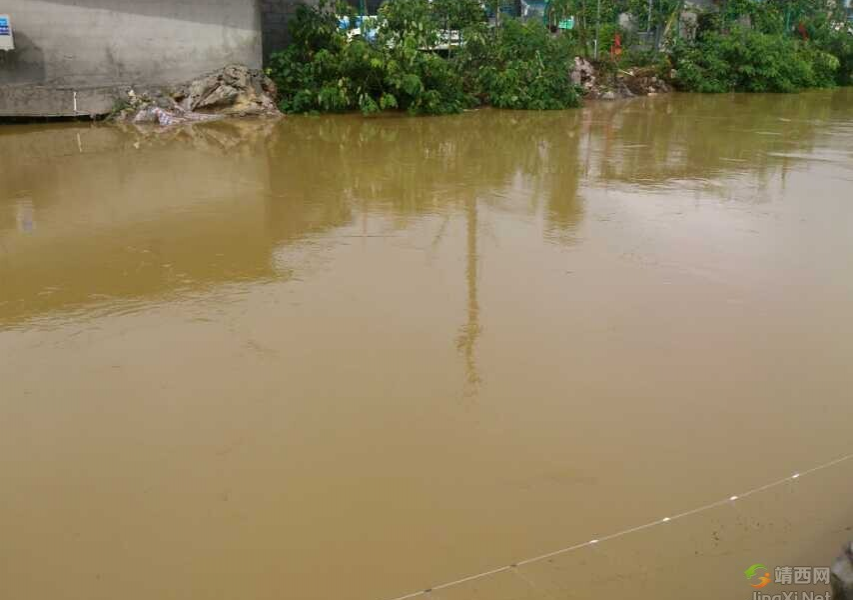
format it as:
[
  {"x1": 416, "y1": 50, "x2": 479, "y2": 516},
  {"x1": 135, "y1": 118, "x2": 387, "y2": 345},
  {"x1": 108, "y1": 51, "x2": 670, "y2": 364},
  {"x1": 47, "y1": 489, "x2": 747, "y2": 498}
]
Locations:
[{"x1": 2, "y1": 90, "x2": 853, "y2": 600}]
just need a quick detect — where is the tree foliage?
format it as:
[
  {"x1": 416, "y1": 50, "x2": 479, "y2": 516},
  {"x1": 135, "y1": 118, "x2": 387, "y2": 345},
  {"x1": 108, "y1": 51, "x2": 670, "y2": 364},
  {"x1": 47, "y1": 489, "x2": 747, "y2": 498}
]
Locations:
[
  {"x1": 670, "y1": 27, "x2": 838, "y2": 92},
  {"x1": 268, "y1": 0, "x2": 473, "y2": 115},
  {"x1": 267, "y1": 0, "x2": 853, "y2": 114},
  {"x1": 268, "y1": 0, "x2": 580, "y2": 115},
  {"x1": 669, "y1": 0, "x2": 853, "y2": 92},
  {"x1": 458, "y1": 19, "x2": 582, "y2": 109}
]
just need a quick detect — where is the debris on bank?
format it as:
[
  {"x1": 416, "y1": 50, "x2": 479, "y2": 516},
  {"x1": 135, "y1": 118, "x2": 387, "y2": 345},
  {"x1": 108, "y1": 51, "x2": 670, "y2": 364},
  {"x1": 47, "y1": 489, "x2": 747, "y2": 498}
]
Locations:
[
  {"x1": 112, "y1": 65, "x2": 281, "y2": 126},
  {"x1": 571, "y1": 57, "x2": 673, "y2": 100}
]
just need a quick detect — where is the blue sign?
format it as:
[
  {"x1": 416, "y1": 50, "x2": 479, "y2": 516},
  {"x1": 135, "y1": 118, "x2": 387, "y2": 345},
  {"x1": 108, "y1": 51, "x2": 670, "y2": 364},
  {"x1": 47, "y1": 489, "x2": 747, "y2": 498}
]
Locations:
[{"x1": 0, "y1": 17, "x2": 9, "y2": 36}]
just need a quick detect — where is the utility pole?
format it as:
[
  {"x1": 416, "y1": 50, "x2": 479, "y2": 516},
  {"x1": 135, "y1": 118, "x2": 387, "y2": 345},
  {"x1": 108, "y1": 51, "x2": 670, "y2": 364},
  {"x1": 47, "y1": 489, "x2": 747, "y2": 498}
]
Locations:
[
  {"x1": 594, "y1": 0, "x2": 601, "y2": 58},
  {"x1": 647, "y1": 0, "x2": 653, "y2": 33}
]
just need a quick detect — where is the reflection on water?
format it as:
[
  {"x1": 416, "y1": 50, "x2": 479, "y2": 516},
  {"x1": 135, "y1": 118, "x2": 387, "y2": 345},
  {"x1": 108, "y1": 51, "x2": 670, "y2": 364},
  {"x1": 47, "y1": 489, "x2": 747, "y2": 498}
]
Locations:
[
  {"x1": 4, "y1": 91, "x2": 850, "y2": 329},
  {"x1": 1, "y1": 89, "x2": 853, "y2": 600},
  {"x1": 457, "y1": 195, "x2": 483, "y2": 396},
  {"x1": 15, "y1": 197, "x2": 35, "y2": 233}
]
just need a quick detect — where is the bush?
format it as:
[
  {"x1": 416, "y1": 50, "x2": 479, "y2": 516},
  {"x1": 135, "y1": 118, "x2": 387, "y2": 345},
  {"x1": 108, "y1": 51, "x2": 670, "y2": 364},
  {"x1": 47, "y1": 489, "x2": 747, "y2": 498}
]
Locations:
[
  {"x1": 670, "y1": 26, "x2": 840, "y2": 93},
  {"x1": 268, "y1": 0, "x2": 849, "y2": 114},
  {"x1": 822, "y1": 33, "x2": 853, "y2": 85},
  {"x1": 268, "y1": 0, "x2": 581, "y2": 115},
  {"x1": 458, "y1": 20, "x2": 582, "y2": 110},
  {"x1": 669, "y1": 0, "x2": 853, "y2": 93},
  {"x1": 268, "y1": 0, "x2": 474, "y2": 115},
  {"x1": 810, "y1": 22, "x2": 853, "y2": 85}
]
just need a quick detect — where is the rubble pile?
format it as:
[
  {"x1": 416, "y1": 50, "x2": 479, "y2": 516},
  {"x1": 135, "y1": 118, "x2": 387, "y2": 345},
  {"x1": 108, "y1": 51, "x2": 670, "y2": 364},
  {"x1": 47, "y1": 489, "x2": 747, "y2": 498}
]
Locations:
[
  {"x1": 571, "y1": 57, "x2": 672, "y2": 100},
  {"x1": 113, "y1": 65, "x2": 281, "y2": 126}
]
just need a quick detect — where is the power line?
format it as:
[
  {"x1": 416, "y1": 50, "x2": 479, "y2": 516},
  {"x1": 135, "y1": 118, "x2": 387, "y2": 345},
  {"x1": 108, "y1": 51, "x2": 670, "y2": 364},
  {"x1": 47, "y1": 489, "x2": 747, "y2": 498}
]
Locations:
[{"x1": 382, "y1": 451, "x2": 853, "y2": 600}]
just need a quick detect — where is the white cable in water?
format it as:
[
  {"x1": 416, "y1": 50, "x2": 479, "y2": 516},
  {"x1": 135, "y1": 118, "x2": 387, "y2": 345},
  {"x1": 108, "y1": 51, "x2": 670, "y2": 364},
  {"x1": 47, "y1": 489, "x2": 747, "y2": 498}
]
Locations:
[{"x1": 382, "y1": 451, "x2": 853, "y2": 600}]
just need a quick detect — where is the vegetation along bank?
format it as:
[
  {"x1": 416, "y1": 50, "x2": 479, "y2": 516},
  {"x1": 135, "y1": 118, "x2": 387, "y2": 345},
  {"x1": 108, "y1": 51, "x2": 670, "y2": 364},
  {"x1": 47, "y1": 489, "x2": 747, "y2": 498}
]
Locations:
[{"x1": 266, "y1": 0, "x2": 853, "y2": 115}]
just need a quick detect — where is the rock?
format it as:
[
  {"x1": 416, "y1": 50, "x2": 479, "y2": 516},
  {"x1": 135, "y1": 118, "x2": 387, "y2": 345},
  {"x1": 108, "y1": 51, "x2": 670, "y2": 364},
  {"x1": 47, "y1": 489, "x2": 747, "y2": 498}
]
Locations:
[
  {"x1": 180, "y1": 64, "x2": 278, "y2": 116},
  {"x1": 194, "y1": 84, "x2": 241, "y2": 110},
  {"x1": 832, "y1": 543, "x2": 853, "y2": 600},
  {"x1": 153, "y1": 94, "x2": 174, "y2": 110},
  {"x1": 222, "y1": 64, "x2": 251, "y2": 89},
  {"x1": 571, "y1": 57, "x2": 596, "y2": 88},
  {"x1": 601, "y1": 91, "x2": 617, "y2": 100},
  {"x1": 113, "y1": 64, "x2": 280, "y2": 126}
]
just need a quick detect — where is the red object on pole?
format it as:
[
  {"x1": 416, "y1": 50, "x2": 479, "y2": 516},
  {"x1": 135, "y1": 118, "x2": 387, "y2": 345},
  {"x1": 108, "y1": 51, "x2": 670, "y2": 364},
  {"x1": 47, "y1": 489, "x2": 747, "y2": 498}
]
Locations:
[{"x1": 611, "y1": 32, "x2": 623, "y2": 58}]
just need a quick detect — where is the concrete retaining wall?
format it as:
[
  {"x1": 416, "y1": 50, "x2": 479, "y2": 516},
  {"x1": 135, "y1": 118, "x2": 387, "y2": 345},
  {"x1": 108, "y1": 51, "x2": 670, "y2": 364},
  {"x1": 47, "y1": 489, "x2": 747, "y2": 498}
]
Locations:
[
  {"x1": 261, "y1": 0, "x2": 317, "y2": 62},
  {"x1": 260, "y1": 0, "x2": 382, "y2": 63},
  {"x1": 0, "y1": 0, "x2": 263, "y2": 117}
]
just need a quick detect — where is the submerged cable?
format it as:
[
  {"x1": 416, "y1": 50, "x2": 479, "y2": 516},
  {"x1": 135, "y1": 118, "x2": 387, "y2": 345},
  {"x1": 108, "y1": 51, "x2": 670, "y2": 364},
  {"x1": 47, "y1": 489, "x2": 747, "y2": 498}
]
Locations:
[{"x1": 382, "y1": 451, "x2": 853, "y2": 600}]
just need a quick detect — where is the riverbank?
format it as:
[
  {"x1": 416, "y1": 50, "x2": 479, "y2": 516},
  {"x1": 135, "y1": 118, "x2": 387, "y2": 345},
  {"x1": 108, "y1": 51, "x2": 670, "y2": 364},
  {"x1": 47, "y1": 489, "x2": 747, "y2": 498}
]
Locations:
[{"x1": 265, "y1": 0, "x2": 851, "y2": 116}]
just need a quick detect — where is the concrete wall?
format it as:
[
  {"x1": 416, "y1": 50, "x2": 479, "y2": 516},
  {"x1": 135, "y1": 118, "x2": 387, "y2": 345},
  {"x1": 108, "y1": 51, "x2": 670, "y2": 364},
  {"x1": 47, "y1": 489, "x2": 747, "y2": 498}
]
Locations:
[
  {"x1": 261, "y1": 0, "x2": 317, "y2": 61},
  {"x1": 0, "y1": 0, "x2": 263, "y2": 117}
]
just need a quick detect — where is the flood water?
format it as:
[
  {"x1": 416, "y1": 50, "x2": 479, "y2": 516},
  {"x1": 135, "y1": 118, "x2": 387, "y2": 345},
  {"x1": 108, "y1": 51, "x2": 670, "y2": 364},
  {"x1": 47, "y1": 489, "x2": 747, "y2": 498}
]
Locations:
[{"x1": 2, "y1": 90, "x2": 853, "y2": 600}]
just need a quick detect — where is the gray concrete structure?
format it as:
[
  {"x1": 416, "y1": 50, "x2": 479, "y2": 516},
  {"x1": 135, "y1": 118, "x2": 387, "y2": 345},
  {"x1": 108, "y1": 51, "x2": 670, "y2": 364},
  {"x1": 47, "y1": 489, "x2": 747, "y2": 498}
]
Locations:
[
  {"x1": 262, "y1": 0, "x2": 294, "y2": 61},
  {"x1": 0, "y1": 0, "x2": 263, "y2": 117},
  {"x1": 261, "y1": 0, "x2": 317, "y2": 61}
]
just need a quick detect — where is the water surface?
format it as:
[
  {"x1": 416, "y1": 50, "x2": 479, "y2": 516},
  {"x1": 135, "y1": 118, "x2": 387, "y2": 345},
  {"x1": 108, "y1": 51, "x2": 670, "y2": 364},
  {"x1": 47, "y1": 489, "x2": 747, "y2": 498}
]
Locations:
[{"x1": 2, "y1": 90, "x2": 853, "y2": 600}]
